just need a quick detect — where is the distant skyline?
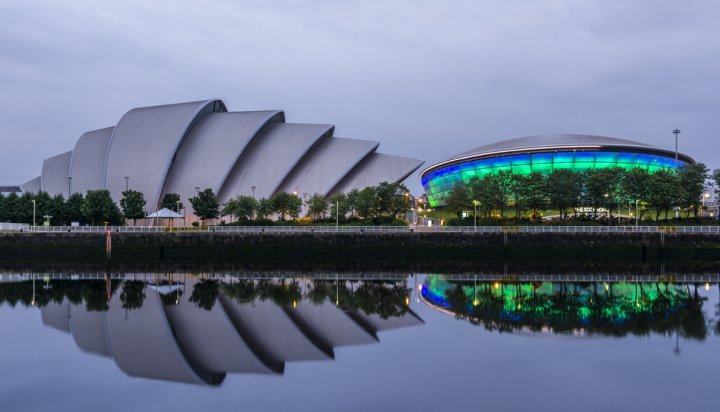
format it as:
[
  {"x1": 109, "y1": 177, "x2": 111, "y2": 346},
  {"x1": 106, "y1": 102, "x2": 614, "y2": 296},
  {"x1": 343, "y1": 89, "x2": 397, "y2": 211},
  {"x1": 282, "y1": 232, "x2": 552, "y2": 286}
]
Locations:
[{"x1": 1, "y1": 0, "x2": 719, "y2": 194}]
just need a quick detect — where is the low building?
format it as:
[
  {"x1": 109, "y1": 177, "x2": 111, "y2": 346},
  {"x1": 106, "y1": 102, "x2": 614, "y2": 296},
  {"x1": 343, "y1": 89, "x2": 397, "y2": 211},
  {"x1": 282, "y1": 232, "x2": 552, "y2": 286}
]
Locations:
[{"x1": 420, "y1": 134, "x2": 695, "y2": 207}]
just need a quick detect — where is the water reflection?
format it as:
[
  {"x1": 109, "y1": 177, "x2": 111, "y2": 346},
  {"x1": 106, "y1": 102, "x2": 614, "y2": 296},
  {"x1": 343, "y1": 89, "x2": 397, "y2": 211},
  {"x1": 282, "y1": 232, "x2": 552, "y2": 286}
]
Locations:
[
  {"x1": 422, "y1": 275, "x2": 717, "y2": 339},
  {"x1": 1, "y1": 276, "x2": 423, "y2": 386}
]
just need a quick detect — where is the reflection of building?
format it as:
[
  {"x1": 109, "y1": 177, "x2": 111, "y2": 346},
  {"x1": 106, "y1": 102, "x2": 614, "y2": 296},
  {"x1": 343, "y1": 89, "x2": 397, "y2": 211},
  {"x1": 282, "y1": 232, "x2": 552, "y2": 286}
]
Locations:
[
  {"x1": 420, "y1": 134, "x2": 695, "y2": 207},
  {"x1": 20, "y1": 100, "x2": 423, "y2": 211},
  {"x1": 421, "y1": 275, "x2": 707, "y2": 338},
  {"x1": 39, "y1": 278, "x2": 423, "y2": 386}
]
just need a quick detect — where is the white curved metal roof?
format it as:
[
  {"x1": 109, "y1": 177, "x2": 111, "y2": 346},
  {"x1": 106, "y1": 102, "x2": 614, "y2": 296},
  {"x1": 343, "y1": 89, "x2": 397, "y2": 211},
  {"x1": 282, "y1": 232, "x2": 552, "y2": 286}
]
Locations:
[
  {"x1": 277, "y1": 137, "x2": 379, "y2": 197},
  {"x1": 161, "y1": 111, "x2": 284, "y2": 206},
  {"x1": 41, "y1": 151, "x2": 72, "y2": 196},
  {"x1": 69, "y1": 127, "x2": 114, "y2": 195},
  {"x1": 457, "y1": 134, "x2": 659, "y2": 158},
  {"x1": 105, "y1": 100, "x2": 225, "y2": 209},
  {"x1": 424, "y1": 134, "x2": 694, "y2": 176},
  {"x1": 21, "y1": 176, "x2": 41, "y2": 193},
  {"x1": 217, "y1": 123, "x2": 333, "y2": 203},
  {"x1": 329, "y1": 153, "x2": 424, "y2": 195}
]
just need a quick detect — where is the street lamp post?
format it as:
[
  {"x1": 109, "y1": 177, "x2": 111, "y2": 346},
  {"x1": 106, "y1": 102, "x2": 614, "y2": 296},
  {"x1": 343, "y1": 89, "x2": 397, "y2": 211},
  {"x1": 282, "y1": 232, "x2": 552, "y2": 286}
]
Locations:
[
  {"x1": 604, "y1": 193, "x2": 610, "y2": 225},
  {"x1": 702, "y1": 193, "x2": 709, "y2": 218},
  {"x1": 672, "y1": 129, "x2": 680, "y2": 169},
  {"x1": 251, "y1": 185, "x2": 256, "y2": 199},
  {"x1": 124, "y1": 176, "x2": 130, "y2": 191},
  {"x1": 473, "y1": 200, "x2": 480, "y2": 229},
  {"x1": 67, "y1": 176, "x2": 72, "y2": 198},
  {"x1": 31, "y1": 199, "x2": 36, "y2": 227}
]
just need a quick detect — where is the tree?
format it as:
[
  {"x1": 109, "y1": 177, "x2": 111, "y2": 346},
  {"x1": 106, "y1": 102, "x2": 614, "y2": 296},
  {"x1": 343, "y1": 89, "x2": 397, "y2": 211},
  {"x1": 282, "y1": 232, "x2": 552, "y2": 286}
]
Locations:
[
  {"x1": 678, "y1": 163, "x2": 709, "y2": 218},
  {"x1": 65, "y1": 193, "x2": 85, "y2": 225},
  {"x1": 256, "y1": 197, "x2": 273, "y2": 220},
  {"x1": 288, "y1": 193, "x2": 302, "y2": 219},
  {"x1": 546, "y1": 169, "x2": 583, "y2": 220},
  {"x1": 33, "y1": 192, "x2": 52, "y2": 223},
  {"x1": 622, "y1": 168, "x2": 651, "y2": 220},
  {"x1": 189, "y1": 188, "x2": 219, "y2": 225},
  {"x1": 713, "y1": 169, "x2": 720, "y2": 200},
  {"x1": 222, "y1": 195, "x2": 258, "y2": 222},
  {"x1": 585, "y1": 168, "x2": 624, "y2": 218},
  {"x1": 375, "y1": 182, "x2": 409, "y2": 216},
  {"x1": 49, "y1": 194, "x2": 67, "y2": 225},
  {"x1": 524, "y1": 172, "x2": 547, "y2": 219},
  {"x1": 120, "y1": 281, "x2": 146, "y2": 310},
  {"x1": 509, "y1": 174, "x2": 534, "y2": 219},
  {"x1": 270, "y1": 192, "x2": 302, "y2": 220},
  {"x1": 160, "y1": 193, "x2": 183, "y2": 213},
  {"x1": 82, "y1": 190, "x2": 121, "y2": 225},
  {"x1": 120, "y1": 190, "x2": 146, "y2": 225},
  {"x1": 306, "y1": 193, "x2": 328, "y2": 220},
  {"x1": 328, "y1": 192, "x2": 349, "y2": 221},
  {"x1": 354, "y1": 187, "x2": 378, "y2": 219},
  {"x1": 0, "y1": 194, "x2": 6, "y2": 222},
  {"x1": 647, "y1": 170, "x2": 682, "y2": 219},
  {"x1": 444, "y1": 182, "x2": 470, "y2": 218},
  {"x1": 346, "y1": 189, "x2": 360, "y2": 218},
  {"x1": 468, "y1": 174, "x2": 504, "y2": 218}
]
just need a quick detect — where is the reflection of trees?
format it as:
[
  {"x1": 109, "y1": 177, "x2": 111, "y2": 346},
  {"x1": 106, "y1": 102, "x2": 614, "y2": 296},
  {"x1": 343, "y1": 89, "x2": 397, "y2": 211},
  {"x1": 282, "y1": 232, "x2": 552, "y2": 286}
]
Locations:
[
  {"x1": 307, "y1": 280, "x2": 410, "y2": 319},
  {"x1": 190, "y1": 279, "x2": 219, "y2": 310},
  {"x1": 0, "y1": 279, "x2": 120, "y2": 311},
  {"x1": 426, "y1": 277, "x2": 708, "y2": 339},
  {"x1": 222, "y1": 279, "x2": 301, "y2": 306},
  {"x1": 120, "y1": 281, "x2": 146, "y2": 310}
]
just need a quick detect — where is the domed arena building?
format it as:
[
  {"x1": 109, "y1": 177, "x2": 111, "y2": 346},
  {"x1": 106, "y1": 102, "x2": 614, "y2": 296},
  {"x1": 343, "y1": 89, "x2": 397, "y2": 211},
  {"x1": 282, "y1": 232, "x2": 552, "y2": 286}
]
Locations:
[
  {"x1": 420, "y1": 134, "x2": 695, "y2": 207},
  {"x1": 20, "y1": 99, "x2": 424, "y2": 211}
]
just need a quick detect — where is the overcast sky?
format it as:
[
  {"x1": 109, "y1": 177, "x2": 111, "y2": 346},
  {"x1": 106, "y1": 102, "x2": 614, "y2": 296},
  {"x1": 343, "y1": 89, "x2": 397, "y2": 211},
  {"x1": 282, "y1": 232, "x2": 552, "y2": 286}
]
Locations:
[{"x1": 1, "y1": 0, "x2": 719, "y2": 194}]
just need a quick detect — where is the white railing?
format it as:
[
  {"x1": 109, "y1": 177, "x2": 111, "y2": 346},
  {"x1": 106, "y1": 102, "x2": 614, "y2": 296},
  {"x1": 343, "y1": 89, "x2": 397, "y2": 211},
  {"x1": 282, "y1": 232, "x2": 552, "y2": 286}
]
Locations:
[
  {"x1": 0, "y1": 223, "x2": 29, "y2": 232},
  {"x1": 19, "y1": 225, "x2": 720, "y2": 234}
]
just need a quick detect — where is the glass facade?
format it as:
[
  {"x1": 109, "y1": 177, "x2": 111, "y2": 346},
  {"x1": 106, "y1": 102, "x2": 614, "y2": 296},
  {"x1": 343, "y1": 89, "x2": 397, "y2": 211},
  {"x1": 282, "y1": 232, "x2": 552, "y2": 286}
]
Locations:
[{"x1": 421, "y1": 151, "x2": 686, "y2": 207}]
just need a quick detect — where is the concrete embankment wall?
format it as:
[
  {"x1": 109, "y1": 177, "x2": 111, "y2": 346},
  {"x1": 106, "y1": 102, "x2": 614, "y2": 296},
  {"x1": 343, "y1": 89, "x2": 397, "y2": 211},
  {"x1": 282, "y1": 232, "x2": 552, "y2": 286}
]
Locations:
[{"x1": 1, "y1": 232, "x2": 719, "y2": 272}]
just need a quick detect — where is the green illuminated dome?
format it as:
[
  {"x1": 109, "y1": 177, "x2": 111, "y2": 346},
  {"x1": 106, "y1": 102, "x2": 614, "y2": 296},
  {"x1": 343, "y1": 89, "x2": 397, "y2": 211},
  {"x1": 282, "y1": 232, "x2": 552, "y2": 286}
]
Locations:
[{"x1": 420, "y1": 134, "x2": 695, "y2": 207}]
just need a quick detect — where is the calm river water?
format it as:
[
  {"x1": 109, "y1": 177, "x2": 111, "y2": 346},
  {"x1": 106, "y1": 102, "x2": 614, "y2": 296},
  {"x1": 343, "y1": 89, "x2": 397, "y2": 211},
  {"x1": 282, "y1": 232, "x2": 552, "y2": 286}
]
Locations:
[{"x1": 1, "y1": 272, "x2": 718, "y2": 411}]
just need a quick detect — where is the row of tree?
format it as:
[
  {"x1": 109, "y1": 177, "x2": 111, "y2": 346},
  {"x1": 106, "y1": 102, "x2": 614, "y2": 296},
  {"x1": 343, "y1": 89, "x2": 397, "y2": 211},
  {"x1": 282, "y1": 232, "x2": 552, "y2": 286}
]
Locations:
[
  {"x1": 443, "y1": 164, "x2": 715, "y2": 220},
  {"x1": 0, "y1": 181, "x2": 411, "y2": 225}
]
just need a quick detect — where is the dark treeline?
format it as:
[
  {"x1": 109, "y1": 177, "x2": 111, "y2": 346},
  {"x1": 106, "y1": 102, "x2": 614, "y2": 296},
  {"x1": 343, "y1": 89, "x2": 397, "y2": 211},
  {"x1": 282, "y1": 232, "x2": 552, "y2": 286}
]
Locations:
[
  {"x1": 444, "y1": 164, "x2": 716, "y2": 222},
  {"x1": 0, "y1": 182, "x2": 411, "y2": 226},
  {"x1": 0, "y1": 277, "x2": 410, "y2": 320},
  {"x1": 436, "y1": 280, "x2": 710, "y2": 339}
]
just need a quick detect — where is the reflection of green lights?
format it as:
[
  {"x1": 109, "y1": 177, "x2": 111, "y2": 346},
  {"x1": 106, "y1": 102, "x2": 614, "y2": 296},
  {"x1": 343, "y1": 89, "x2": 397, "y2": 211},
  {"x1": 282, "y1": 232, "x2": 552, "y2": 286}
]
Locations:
[
  {"x1": 421, "y1": 151, "x2": 686, "y2": 207},
  {"x1": 423, "y1": 276, "x2": 696, "y2": 335}
]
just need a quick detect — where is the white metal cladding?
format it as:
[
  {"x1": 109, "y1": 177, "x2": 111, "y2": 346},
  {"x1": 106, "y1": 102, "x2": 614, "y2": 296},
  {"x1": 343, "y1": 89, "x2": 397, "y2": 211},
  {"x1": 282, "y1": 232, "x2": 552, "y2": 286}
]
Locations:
[
  {"x1": 21, "y1": 176, "x2": 41, "y2": 193},
  {"x1": 105, "y1": 290, "x2": 219, "y2": 385},
  {"x1": 105, "y1": 100, "x2": 225, "y2": 210},
  {"x1": 69, "y1": 127, "x2": 114, "y2": 195},
  {"x1": 217, "y1": 123, "x2": 334, "y2": 203},
  {"x1": 41, "y1": 151, "x2": 72, "y2": 196},
  {"x1": 329, "y1": 153, "x2": 424, "y2": 195},
  {"x1": 161, "y1": 111, "x2": 284, "y2": 207},
  {"x1": 277, "y1": 137, "x2": 379, "y2": 197}
]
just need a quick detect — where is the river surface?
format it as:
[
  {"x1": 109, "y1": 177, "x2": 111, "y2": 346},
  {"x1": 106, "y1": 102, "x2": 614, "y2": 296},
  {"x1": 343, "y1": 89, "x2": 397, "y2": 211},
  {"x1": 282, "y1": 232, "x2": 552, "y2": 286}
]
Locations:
[{"x1": 1, "y1": 272, "x2": 718, "y2": 412}]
